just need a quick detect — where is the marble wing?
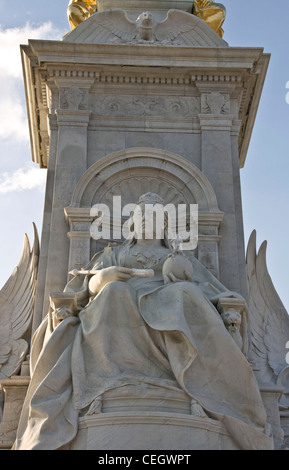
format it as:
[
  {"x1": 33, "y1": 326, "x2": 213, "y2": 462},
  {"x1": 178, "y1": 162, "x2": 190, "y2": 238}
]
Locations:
[
  {"x1": 0, "y1": 224, "x2": 39, "y2": 380},
  {"x1": 154, "y1": 9, "x2": 228, "y2": 46},
  {"x1": 246, "y1": 230, "x2": 289, "y2": 385},
  {"x1": 64, "y1": 9, "x2": 138, "y2": 43}
]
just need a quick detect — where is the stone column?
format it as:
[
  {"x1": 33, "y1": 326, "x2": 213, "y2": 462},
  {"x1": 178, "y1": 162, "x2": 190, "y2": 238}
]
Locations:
[
  {"x1": 41, "y1": 106, "x2": 92, "y2": 319},
  {"x1": 196, "y1": 85, "x2": 247, "y2": 297},
  {"x1": 65, "y1": 207, "x2": 94, "y2": 279},
  {"x1": 33, "y1": 113, "x2": 58, "y2": 332}
]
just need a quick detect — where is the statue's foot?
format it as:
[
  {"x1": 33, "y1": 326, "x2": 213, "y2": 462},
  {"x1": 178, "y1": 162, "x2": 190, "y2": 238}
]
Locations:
[{"x1": 86, "y1": 397, "x2": 103, "y2": 415}]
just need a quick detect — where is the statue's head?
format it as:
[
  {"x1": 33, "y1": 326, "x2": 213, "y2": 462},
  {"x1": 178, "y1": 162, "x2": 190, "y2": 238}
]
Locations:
[
  {"x1": 221, "y1": 309, "x2": 242, "y2": 333},
  {"x1": 136, "y1": 192, "x2": 165, "y2": 206},
  {"x1": 125, "y1": 192, "x2": 171, "y2": 247}
]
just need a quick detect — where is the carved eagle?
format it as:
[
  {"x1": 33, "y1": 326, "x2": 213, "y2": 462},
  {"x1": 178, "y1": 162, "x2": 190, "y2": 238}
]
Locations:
[{"x1": 64, "y1": 9, "x2": 228, "y2": 47}]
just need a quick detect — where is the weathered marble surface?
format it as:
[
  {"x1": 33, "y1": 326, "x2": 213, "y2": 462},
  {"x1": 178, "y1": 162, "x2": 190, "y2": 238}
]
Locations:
[
  {"x1": 13, "y1": 194, "x2": 273, "y2": 450},
  {"x1": 64, "y1": 9, "x2": 228, "y2": 47},
  {"x1": 0, "y1": 227, "x2": 39, "y2": 449},
  {"x1": 5, "y1": 0, "x2": 287, "y2": 452},
  {"x1": 246, "y1": 230, "x2": 289, "y2": 448}
]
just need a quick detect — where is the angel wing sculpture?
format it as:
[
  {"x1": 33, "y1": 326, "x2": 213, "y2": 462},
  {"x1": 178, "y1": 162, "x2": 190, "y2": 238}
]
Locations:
[
  {"x1": 246, "y1": 230, "x2": 289, "y2": 423},
  {"x1": 246, "y1": 230, "x2": 289, "y2": 383},
  {"x1": 0, "y1": 224, "x2": 39, "y2": 381}
]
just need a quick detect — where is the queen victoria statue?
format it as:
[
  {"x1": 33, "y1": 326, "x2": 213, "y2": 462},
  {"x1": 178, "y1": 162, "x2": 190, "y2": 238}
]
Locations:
[{"x1": 13, "y1": 194, "x2": 273, "y2": 450}]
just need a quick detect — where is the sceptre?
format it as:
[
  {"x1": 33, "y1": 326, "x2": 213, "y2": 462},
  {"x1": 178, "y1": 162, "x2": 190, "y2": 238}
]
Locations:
[{"x1": 69, "y1": 268, "x2": 155, "y2": 278}]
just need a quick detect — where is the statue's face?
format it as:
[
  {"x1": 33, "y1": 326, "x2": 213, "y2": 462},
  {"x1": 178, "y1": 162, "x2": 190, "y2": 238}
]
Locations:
[
  {"x1": 132, "y1": 202, "x2": 166, "y2": 241},
  {"x1": 222, "y1": 310, "x2": 241, "y2": 333}
]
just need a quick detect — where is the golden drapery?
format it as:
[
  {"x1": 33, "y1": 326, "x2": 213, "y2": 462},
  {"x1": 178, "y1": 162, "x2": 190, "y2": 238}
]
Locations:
[
  {"x1": 193, "y1": 0, "x2": 226, "y2": 37},
  {"x1": 68, "y1": 0, "x2": 97, "y2": 30}
]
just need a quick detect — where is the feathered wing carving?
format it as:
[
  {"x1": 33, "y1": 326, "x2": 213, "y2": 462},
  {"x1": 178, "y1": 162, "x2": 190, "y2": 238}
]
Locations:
[
  {"x1": 155, "y1": 9, "x2": 219, "y2": 45},
  {"x1": 63, "y1": 8, "x2": 228, "y2": 47},
  {"x1": 246, "y1": 230, "x2": 289, "y2": 391},
  {"x1": 0, "y1": 224, "x2": 39, "y2": 380},
  {"x1": 64, "y1": 9, "x2": 138, "y2": 43}
]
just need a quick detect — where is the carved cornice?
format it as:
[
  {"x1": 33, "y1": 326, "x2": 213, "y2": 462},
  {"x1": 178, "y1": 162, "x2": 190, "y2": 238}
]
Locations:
[{"x1": 21, "y1": 39, "x2": 270, "y2": 168}]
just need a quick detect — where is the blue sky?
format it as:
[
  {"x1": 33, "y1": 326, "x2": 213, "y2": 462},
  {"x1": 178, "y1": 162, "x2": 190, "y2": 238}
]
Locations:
[{"x1": 0, "y1": 0, "x2": 289, "y2": 312}]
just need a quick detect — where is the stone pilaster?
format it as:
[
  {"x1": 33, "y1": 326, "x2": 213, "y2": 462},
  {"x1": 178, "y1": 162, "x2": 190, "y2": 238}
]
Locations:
[
  {"x1": 196, "y1": 84, "x2": 246, "y2": 296},
  {"x1": 41, "y1": 108, "x2": 92, "y2": 319}
]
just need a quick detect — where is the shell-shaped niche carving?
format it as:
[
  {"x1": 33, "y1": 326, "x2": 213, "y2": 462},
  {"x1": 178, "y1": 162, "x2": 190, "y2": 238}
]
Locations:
[
  {"x1": 71, "y1": 148, "x2": 220, "y2": 214},
  {"x1": 96, "y1": 176, "x2": 189, "y2": 209}
]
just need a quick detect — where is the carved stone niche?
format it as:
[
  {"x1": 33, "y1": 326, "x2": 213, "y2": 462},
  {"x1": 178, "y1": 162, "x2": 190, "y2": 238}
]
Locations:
[{"x1": 65, "y1": 148, "x2": 224, "y2": 278}]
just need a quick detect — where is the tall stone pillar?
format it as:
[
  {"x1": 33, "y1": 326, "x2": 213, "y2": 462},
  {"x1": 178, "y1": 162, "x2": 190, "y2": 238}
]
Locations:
[
  {"x1": 197, "y1": 83, "x2": 246, "y2": 295},
  {"x1": 33, "y1": 79, "x2": 93, "y2": 325}
]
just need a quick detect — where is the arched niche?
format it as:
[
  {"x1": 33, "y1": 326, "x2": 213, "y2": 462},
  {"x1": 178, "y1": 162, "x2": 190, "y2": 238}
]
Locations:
[{"x1": 65, "y1": 148, "x2": 224, "y2": 276}]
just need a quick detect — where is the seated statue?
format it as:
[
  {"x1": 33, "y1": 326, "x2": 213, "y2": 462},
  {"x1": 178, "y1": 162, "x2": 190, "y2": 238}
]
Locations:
[
  {"x1": 13, "y1": 193, "x2": 272, "y2": 450},
  {"x1": 193, "y1": 0, "x2": 226, "y2": 37},
  {"x1": 68, "y1": 0, "x2": 97, "y2": 30}
]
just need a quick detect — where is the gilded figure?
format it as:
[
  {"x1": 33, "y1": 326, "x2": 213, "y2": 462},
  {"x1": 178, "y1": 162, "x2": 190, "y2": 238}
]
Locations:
[
  {"x1": 193, "y1": 0, "x2": 226, "y2": 37},
  {"x1": 68, "y1": 0, "x2": 98, "y2": 30}
]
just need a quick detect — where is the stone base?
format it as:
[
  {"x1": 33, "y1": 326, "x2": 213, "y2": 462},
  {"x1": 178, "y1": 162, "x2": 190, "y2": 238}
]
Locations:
[
  {"x1": 69, "y1": 412, "x2": 239, "y2": 450},
  {"x1": 0, "y1": 376, "x2": 30, "y2": 450},
  {"x1": 97, "y1": 0, "x2": 194, "y2": 18}
]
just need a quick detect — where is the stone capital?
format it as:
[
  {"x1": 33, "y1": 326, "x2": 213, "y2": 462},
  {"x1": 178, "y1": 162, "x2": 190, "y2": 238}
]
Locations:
[
  {"x1": 56, "y1": 109, "x2": 92, "y2": 127},
  {"x1": 198, "y1": 114, "x2": 235, "y2": 132}
]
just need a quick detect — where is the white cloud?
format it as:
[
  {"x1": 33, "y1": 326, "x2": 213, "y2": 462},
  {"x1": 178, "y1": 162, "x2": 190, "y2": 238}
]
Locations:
[
  {"x1": 0, "y1": 22, "x2": 63, "y2": 77},
  {"x1": 0, "y1": 74, "x2": 30, "y2": 141},
  {"x1": 0, "y1": 166, "x2": 47, "y2": 194},
  {"x1": 0, "y1": 22, "x2": 65, "y2": 141}
]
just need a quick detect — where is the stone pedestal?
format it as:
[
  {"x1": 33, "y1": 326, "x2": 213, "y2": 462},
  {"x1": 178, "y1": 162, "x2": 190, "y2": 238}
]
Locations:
[
  {"x1": 260, "y1": 384, "x2": 284, "y2": 450},
  {"x1": 97, "y1": 0, "x2": 194, "y2": 20},
  {"x1": 66, "y1": 385, "x2": 239, "y2": 450},
  {"x1": 69, "y1": 413, "x2": 239, "y2": 450},
  {"x1": 0, "y1": 377, "x2": 30, "y2": 450}
]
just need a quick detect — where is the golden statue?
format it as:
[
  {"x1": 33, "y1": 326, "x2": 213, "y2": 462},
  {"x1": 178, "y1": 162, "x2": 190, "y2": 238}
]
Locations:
[
  {"x1": 68, "y1": 0, "x2": 97, "y2": 30},
  {"x1": 193, "y1": 0, "x2": 226, "y2": 38}
]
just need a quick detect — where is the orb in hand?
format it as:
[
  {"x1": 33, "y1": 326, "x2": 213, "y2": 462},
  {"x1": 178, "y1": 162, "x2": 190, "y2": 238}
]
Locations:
[{"x1": 162, "y1": 253, "x2": 193, "y2": 281}]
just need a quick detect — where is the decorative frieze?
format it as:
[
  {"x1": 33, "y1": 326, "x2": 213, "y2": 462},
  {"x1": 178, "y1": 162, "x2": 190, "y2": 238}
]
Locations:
[{"x1": 90, "y1": 95, "x2": 200, "y2": 118}]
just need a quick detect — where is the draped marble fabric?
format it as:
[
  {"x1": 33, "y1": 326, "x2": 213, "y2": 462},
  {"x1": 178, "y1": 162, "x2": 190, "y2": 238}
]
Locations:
[{"x1": 14, "y1": 245, "x2": 273, "y2": 450}]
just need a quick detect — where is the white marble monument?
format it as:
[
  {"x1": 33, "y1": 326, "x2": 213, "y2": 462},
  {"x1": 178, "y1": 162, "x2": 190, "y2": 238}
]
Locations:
[{"x1": 1, "y1": 0, "x2": 289, "y2": 451}]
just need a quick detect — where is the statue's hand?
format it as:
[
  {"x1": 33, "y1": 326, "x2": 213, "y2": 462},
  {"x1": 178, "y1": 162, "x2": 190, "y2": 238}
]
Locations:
[
  {"x1": 99, "y1": 266, "x2": 135, "y2": 283},
  {"x1": 89, "y1": 266, "x2": 134, "y2": 295},
  {"x1": 164, "y1": 270, "x2": 193, "y2": 284}
]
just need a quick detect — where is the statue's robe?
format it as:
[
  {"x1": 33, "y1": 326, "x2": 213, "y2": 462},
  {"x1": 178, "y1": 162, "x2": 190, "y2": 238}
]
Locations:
[
  {"x1": 14, "y1": 245, "x2": 273, "y2": 450},
  {"x1": 193, "y1": 1, "x2": 226, "y2": 37}
]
